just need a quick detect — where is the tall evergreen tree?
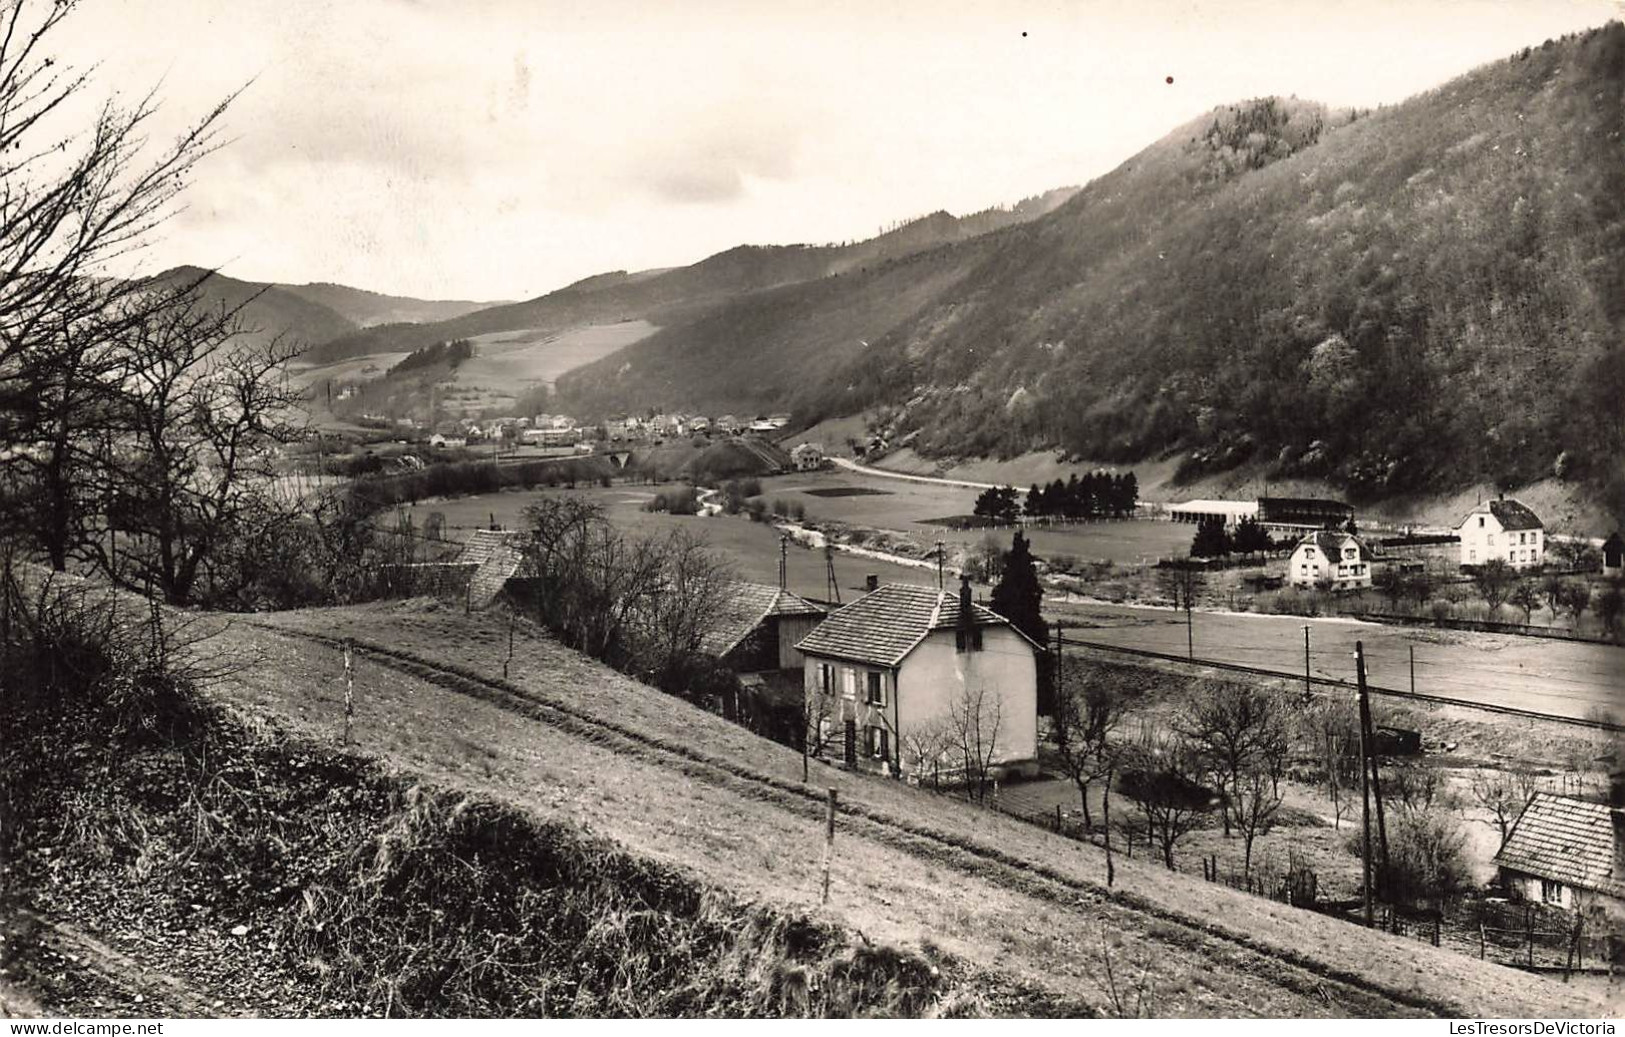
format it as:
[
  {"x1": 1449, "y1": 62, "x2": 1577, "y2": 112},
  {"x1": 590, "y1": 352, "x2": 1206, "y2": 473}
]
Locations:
[{"x1": 991, "y1": 530, "x2": 1051, "y2": 710}]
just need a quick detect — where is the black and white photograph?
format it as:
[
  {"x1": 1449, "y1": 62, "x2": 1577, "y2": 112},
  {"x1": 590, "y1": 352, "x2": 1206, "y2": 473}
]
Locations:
[{"x1": 0, "y1": 0, "x2": 1621, "y2": 1023}]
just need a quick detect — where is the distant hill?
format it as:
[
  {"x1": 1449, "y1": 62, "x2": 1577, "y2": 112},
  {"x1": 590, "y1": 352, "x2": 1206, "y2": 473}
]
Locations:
[
  {"x1": 299, "y1": 188, "x2": 1080, "y2": 367},
  {"x1": 153, "y1": 266, "x2": 359, "y2": 351},
  {"x1": 277, "y1": 281, "x2": 507, "y2": 328},
  {"x1": 556, "y1": 24, "x2": 1625, "y2": 518}
]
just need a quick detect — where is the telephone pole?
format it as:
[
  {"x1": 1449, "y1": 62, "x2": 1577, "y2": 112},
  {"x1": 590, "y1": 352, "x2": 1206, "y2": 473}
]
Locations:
[
  {"x1": 1356, "y1": 640, "x2": 1374, "y2": 928},
  {"x1": 1358, "y1": 642, "x2": 1390, "y2": 886},
  {"x1": 778, "y1": 533, "x2": 789, "y2": 590},
  {"x1": 1303, "y1": 625, "x2": 1312, "y2": 702}
]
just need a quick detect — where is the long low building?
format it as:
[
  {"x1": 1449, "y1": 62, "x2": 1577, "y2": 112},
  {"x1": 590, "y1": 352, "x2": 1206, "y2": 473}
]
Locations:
[{"x1": 1167, "y1": 499, "x2": 1259, "y2": 526}]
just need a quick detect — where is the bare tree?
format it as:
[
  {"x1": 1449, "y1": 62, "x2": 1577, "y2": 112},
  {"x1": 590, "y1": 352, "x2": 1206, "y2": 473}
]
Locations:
[
  {"x1": 1180, "y1": 680, "x2": 1289, "y2": 839},
  {"x1": 948, "y1": 682, "x2": 1003, "y2": 801},
  {"x1": 99, "y1": 290, "x2": 303, "y2": 605},
  {"x1": 900, "y1": 715, "x2": 955, "y2": 787},
  {"x1": 1118, "y1": 724, "x2": 1216, "y2": 869},
  {"x1": 1509, "y1": 581, "x2": 1542, "y2": 625},
  {"x1": 1471, "y1": 559, "x2": 1517, "y2": 613},
  {"x1": 0, "y1": 2, "x2": 238, "y2": 563},
  {"x1": 1472, "y1": 769, "x2": 1532, "y2": 849},
  {"x1": 1052, "y1": 670, "x2": 1125, "y2": 830},
  {"x1": 636, "y1": 531, "x2": 736, "y2": 690}
]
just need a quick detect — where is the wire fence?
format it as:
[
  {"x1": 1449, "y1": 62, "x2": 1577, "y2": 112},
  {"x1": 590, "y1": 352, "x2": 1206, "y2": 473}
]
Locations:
[{"x1": 1055, "y1": 634, "x2": 1622, "y2": 734}]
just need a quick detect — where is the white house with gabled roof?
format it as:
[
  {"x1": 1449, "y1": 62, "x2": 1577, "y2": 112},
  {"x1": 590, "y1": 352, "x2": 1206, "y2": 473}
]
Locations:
[
  {"x1": 1457, "y1": 497, "x2": 1545, "y2": 569},
  {"x1": 795, "y1": 576, "x2": 1039, "y2": 781}
]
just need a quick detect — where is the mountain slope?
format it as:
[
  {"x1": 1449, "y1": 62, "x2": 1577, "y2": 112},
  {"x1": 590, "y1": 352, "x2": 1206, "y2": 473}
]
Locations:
[
  {"x1": 301, "y1": 188, "x2": 1080, "y2": 367},
  {"x1": 559, "y1": 24, "x2": 1625, "y2": 515},
  {"x1": 277, "y1": 281, "x2": 508, "y2": 328},
  {"x1": 154, "y1": 266, "x2": 359, "y2": 350}
]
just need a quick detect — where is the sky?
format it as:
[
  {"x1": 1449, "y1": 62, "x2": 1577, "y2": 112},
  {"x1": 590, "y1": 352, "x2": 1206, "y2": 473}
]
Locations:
[{"x1": 54, "y1": 0, "x2": 1624, "y2": 302}]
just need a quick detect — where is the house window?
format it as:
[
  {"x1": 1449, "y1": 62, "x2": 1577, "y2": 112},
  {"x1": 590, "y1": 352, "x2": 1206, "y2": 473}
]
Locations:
[
  {"x1": 1469, "y1": 549, "x2": 1477, "y2": 563},
  {"x1": 866, "y1": 725, "x2": 890, "y2": 760},
  {"x1": 819, "y1": 663, "x2": 833, "y2": 695},
  {"x1": 865, "y1": 671, "x2": 885, "y2": 707},
  {"x1": 955, "y1": 628, "x2": 983, "y2": 653},
  {"x1": 841, "y1": 668, "x2": 856, "y2": 699},
  {"x1": 1519, "y1": 532, "x2": 1527, "y2": 545},
  {"x1": 1540, "y1": 878, "x2": 1564, "y2": 905},
  {"x1": 1478, "y1": 516, "x2": 1485, "y2": 528}
]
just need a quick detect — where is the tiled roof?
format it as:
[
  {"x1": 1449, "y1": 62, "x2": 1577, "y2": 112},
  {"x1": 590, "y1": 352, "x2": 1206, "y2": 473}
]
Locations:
[
  {"x1": 702, "y1": 582, "x2": 826, "y2": 658},
  {"x1": 794, "y1": 583, "x2": 1031, "y2": 667},
  {"x1": 459, "y1": 530, "x2": 523, "y2": 607},
  {"x1": 1461, "y1": 498, "x2": 1544, "y2": 531},
  {"x1": 1295, "y1": 530, "x2": 1374, "y2": 563},
  {"x1": 1493, "y1": 793, "x2": 1623, "y2": 898}
]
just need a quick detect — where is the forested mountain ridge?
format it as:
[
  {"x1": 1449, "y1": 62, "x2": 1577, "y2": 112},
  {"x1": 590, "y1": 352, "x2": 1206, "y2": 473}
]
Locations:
[
  {"x1": 558, "y1": 24, "x2": 1625, "y2": 515},
  {"x1": 300, "y1": 186, "x2": 1080, "y2": 366}
]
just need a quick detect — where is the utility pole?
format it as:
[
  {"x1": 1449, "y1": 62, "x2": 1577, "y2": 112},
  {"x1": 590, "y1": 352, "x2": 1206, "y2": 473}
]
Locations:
[
  {"x1": 824, "y1": 544, "x2": 840, "y2": 605},
  {"x1": 935, "y1": 538, "x2": 945, "y2": 590},
  {"x1": 1409, "y1": 644, "x2": 1416, "y2": 696},
  {"x1": 1185, "y1": 587, "x2": 1194, "y2": 661},
  {"x1": 1355, "y1": 640, "x2": 1374, "y2": 928},
  {"x1": 778, "y1": 533, "x2": 789, "y2": 590},
  {"x1": 1359, "y1": 641, "x2": 1390, "y2": 886},
  {"x1": 1303, "y1": 625, "x2": 1312, "y2": 702}
]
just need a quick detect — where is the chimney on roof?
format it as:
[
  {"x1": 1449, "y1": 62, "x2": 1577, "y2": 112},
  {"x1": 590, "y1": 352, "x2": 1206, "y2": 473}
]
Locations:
[
  {"x1": 866, "y1": 574, "x2": 879, "y2": 592},
  {"x1": 958, "y1": 573, "x2": 974, "y2": 636}
]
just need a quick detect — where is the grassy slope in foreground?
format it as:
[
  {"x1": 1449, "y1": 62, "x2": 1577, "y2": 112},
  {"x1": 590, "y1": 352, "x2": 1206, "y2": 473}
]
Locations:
[
  {"x1": 2, "y1": 645, "x2": 1064, "y2": 1018},
  {"x1": 220, "y1": 602, "x2": 1614, "y2": 1018}
]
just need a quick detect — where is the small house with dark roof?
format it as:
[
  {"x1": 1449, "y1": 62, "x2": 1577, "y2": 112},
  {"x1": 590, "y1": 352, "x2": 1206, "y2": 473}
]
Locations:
[
  {"x1": 1493, "y1": 792, "x2": 1624, "y2": 915},
  {"x1": 1456, "y1": 496, "x2": 1545, "y2": 569},
  {"x1": 795, "y1": 576, "x2": 1040, "y2": 780},
  {"x1": 702, "y1": 582, "x2": 827, "y2": 674},
  {"x1": 1602, "y1": 532, "x2": 1624, "y2": 577},
  {"x1": 1286, "y1": 530, "x2": 1374, "y2": 590}
]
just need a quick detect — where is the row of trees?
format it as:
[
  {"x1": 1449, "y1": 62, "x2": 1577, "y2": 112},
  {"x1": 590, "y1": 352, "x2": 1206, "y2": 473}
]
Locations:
[
  {"x1": 1025, "y1": 471, "x2": 1138, "y2": 520},
  {"x1": 1189, "y1": 515, "x2": 1278, "y2": 559}
]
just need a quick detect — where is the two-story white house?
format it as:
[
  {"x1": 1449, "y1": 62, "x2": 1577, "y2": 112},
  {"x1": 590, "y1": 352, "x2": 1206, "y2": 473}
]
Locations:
[
  {"x1": 1456, "y1": 497, "x2": 1545, "y2": 569},
  {"x1": 1286, "y1": 530, "x2": 1374, "y2": 590},
  {"x1": 795, "y1": 578, "x2": 1040, "y2": 781}
]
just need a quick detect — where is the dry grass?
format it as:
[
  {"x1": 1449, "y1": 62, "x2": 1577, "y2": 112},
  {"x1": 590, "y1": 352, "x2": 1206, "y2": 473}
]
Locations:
[{"x1": 221, "y1": 602, "x2": 1615, "y2": 1017}]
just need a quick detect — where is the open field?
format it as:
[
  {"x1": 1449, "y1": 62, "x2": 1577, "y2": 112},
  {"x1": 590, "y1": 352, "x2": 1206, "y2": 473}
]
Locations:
[
  {"x1": 1053, "y1": 600, "x2": 1625, "y2": 725},
  {"x1": 202, "y1": 601, "x2": 1612, "y2": 1017},
  {"x1": 287, "y1": 350, "x2": 411, "y2": 387},
  {"x1": 460, "y1": 320, "x2": 658, "y2": 392},
  {"x1": 402, "y1": 484, "x2": 940, "y2": 597}
]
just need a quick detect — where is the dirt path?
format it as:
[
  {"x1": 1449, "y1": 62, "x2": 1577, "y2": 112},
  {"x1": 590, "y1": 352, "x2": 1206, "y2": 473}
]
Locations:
[
  {"x1": 829, "y1": 456, "x2": 1006, "y2": 491},
  {"x1": 0, "y1": 904, "x2": 217, "y2": 1017}
]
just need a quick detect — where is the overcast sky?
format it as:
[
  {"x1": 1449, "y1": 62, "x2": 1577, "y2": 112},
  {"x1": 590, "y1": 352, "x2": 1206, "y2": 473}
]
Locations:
[{"x1": 58, "y1": 0, "x2": 1622, "y2": 301}]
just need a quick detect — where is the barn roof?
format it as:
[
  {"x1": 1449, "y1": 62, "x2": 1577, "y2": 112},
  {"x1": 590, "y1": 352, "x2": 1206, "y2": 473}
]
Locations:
[
  {"x1": 702, "y1": 582, "x2": 826, "y2": 658},
  {"x1": 794, "y1": 583, "x2": 1037, "y2": 667},
  {"x1": 1493, "y1": 793, "x2": 1623, "y2": 898}
]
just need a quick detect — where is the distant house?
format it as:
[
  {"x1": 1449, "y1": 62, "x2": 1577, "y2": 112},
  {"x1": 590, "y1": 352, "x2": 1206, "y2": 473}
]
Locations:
[
  {"x1": 1286, "y1": 530, "x2": 1374, "y2": 590},
  {"x1": 428, "y1": 434, "x2": 466, "y2": 450},
  {"x1": 1167, "y1": 499, "x2": 1258, "y2": 528},
  {"x1": 790, "y1": 442, "x2": 825, "y2": 471},
  {"x1": 747, "y1": 419, "x2": 778, "y2": 433},
  {"x1": 715, "y1": 414, "x2": 742, "y2": 434},
  {"x1": 1602, "y1": 532, "x2": 1623, "y2": 577},
  {"x1": 1257, "y1": 496, "x2": 1354, "y2": 533},
  {"x1": 1457, "y1": 497, "x2": 1544, "y2": 569},
  {"x1": 795, "y1": 577, "x2": 1040, "y2": 780},
  {"x1": 767, "y1": 413, "x2": 791, "y2": 429},
  {"x1": 1494, "y1": 792, "x2": 1624, "y2": 919}
]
